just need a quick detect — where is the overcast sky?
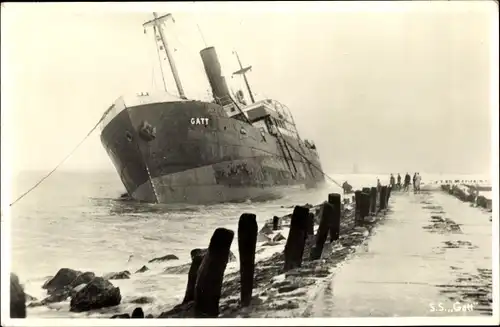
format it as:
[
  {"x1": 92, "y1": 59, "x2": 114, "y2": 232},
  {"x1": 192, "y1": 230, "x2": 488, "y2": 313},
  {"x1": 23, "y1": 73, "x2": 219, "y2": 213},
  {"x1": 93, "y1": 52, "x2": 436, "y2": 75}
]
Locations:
[{"x1": 1, "y1": 1, "x2": 497, "y2": 176}]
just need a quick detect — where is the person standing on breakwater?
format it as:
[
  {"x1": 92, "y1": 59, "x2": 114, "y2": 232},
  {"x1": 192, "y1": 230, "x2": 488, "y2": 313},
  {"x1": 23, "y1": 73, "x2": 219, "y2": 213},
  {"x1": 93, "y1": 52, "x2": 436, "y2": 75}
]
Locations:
[
  {"x1": 413, "y1": 173, "x2": 417, "y2": 190},
  {"x1": 390, "y1": 174, "x2": 395, "y2": 188},
  {"x1": 377, "y1": 178, "x2": 382, "y2": 193},
  {"x1": 342, "y1": 181, "x2": 353, "y2": 194},
  {"x1": 397, "y1": 173, "x2": 402, "y2": 191},
  {"x1": 404, "y1": 173, "x2": 411, "y2": 192},
  {"x1": 414, "y1": 173, "x2": 422, "y2": 193}
]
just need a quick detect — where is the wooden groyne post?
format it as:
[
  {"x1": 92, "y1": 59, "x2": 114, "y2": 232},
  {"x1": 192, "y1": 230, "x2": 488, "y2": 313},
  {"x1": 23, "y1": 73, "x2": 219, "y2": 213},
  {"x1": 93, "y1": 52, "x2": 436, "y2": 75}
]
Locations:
[
  {"x1": 310, "y1": 202, "x2": 334, "y2": 260},
  {"x1": 131, "y1": 307, "x2": 144, "y2": 318},
  {"x1": 369, "y1": 187, "x2": 377, "y2": 215},
  {"x1": 238, "y1": 213, "x2": 258, "y2": 307},
  {"x1": 306, "y1": 212, "x2": 315, "y2": 236},
  {"x1": 379, "y1": 186, "x2": 387, "y2": 211},
  {"x1": 272, "y1": 216, "x2": 280, "y2": 230},
  {"x1": 327, "y1": 193, "x2": 341, "y2": 242},
  {"x1": 360, "y1": 189, "x2": 370, "y2": 222},
  {"x1": 354, "y1": 190, "x2": 362, "y2": 225},
  {"x1": 194, "y1": 228, "x2": 234, "y2": 318},
  {"x1": 284, "y1": 206, "x2": 310, "y2": 270},
  {"x1": 182, "y1": 248, "x2": 205, "y2": 304}
]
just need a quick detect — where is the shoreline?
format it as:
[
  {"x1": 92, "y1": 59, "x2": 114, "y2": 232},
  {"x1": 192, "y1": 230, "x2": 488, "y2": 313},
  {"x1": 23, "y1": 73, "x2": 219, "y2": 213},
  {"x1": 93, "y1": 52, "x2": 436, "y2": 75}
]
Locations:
[
  {"x1": 19, "y1": 187, "x2": 393, "y2": 319},
  {"x1": 155, "y1": 189, "x2": 391, "y2": 318},
  {"x1": 12, "y1": 183, "x2": 494, "y2": 319}
]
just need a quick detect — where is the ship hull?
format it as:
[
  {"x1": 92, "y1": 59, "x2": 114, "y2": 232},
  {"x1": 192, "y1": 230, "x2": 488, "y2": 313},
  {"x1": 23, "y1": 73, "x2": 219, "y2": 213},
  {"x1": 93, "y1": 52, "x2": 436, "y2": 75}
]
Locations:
[{"x1": 100, "y1": 96, "x2": 325, "y2": 204}]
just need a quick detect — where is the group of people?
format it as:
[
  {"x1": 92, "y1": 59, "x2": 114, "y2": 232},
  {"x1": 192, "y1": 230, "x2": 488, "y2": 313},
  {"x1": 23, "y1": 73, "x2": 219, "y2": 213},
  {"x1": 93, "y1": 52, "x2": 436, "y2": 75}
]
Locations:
[
  {"x1": 341, "y1": 172, "x2": 423, "y2": 195},
  {"x1": 388, "y1": 172, "x2": 422, "y2": 193}
]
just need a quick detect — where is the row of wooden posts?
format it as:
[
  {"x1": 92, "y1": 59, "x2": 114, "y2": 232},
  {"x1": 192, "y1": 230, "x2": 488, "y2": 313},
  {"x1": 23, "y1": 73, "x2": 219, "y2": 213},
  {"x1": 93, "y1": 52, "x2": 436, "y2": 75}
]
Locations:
[{"x1": 179, "y1": 186, "x2": 392, "y2": 318}]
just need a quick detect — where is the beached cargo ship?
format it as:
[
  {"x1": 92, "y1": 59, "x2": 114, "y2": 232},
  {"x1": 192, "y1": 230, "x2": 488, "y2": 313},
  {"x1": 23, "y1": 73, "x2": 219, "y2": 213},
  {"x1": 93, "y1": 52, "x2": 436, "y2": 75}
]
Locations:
[{"x1": 99, "y1": 13, "x2": 325, "y2": 204}]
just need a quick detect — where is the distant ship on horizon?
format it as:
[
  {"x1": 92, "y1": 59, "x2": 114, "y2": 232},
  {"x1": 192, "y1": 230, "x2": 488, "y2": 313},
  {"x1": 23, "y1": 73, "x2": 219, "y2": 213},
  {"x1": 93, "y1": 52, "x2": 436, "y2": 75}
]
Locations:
[{"x1": 99, "y1": 12, "x2": 325, "y2": 204}]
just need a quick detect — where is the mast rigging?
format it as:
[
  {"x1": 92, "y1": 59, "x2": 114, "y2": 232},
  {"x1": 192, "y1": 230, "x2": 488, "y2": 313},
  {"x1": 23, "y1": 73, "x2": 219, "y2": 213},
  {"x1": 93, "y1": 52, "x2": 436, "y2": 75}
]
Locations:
[
  {"x1": 232, "y1": 50, "x2": 255, "y2": 104},
  {"x1": 143, "y1": 13, "x2": 186, "y2": 99}
]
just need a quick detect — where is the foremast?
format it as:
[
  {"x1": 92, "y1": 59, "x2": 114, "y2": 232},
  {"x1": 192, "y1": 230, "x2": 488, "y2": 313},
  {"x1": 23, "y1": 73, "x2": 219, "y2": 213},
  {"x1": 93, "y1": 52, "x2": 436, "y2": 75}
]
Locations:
[{"x1": 143, "y1": 13, "x2": 187, "y2": 99}]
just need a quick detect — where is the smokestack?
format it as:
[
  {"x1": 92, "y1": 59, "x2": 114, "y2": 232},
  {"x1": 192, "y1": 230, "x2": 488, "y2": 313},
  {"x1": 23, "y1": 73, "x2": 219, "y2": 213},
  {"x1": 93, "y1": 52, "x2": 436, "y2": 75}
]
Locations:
[{"x1": 200, "y1": 47, "x2": 231, "y2": 105}]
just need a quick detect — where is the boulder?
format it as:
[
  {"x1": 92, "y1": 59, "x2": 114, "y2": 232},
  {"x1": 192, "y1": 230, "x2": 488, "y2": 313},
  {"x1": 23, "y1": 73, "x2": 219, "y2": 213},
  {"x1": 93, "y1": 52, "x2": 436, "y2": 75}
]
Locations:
[
  {"x1": 258, "y1": 224, "x2": 274, "y2": 235},
  {"x1": 164, "y1": 263, "x2": 191, "y2": 274},
  {"x1": 42, "y1": 268, "x2": 80, "y2": 293},
  {"x1": 111, "y1": 313, "x2": 130, "y2": 318},
  {"x1": 257, "y1": 233, "x2": 272, "y2": 243},
  {"x1": 262, "y1": 241, "x2": 280, "y2": 247},
  {"x1": 10, "y1": 273, "x2": 26, "y2": 318},
  {"x1": 70, "y1": 283, "x2": 87, "y2": 298},
  {"x1": 135, "y1": 265, "x2": 149, "y2": 273},
  {"x1": 72, "y1": 272, "x2": 95, "y2": 286},
  {"x1": 272, "y1": 233, "x2": 286, "y2": 242},
  {"x1": 198, "y1": 248, "x2": 236, "y2": 262},
  {"x1": 70, "y1": 277, "x2": 121, "y2": 312},
  {"x1": 104, "y1": 270, "x2": 131, "y2": 280},
  {"x1": 148, "y1": 254, "x2": 179, "y2": 263},
  {"x1": 129, "y1": 296, "x2": 154, "y2": 304},
  {"x1": 41, "y1": 287, "x2": 71, "y2": 304},
  {"x1": 42, "y1": 269, "x2": 95, "y2": 295}
]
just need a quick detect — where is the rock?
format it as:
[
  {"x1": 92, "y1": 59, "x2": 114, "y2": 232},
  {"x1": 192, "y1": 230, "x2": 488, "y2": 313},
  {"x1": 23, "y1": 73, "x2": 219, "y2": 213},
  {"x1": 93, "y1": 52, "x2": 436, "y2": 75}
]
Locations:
[
  {"x1": 71, "y1": 283, "x2": 87, "y2": 297},
  {"x1": 163, "y1": 263, "x2": 191, "y2": 274},
  {"x1": 259, "y1": 224, "x2": 274, "y2": 235},
  {"x1": 129, "y1": 296, "x2": 154, "y2": 304},
  {"x1": 70, "y1": 277, "x2": 121, "y2": 312},
  {"x1": 228, "y1": 250, "x2": 237, "y2": 262},
  {"x1": 262, "y1": 241, "x2": 280, "y2": 247},
  {"x1": 158, "y1": 300, "x2": 195, "y2": 318},
  {"x1": 272, "y1": 280, "x2": 290, "y2": 288},
  {"x1": 104, "y1": 271, "x2": 131, "y2": 280},
  {"x1": 72, "y1": 272, "x2": 96, "y2": 287},
  {"x1": 199, "y1": 248, "x2": 236, "y2": 263},
  {"x1": 257, "y1": 233, "x2": 272, "y2": 243},
  {"x1": 42, "y1": 268, "x2": 81, "y2": 294},
  {"x1": 41, "y1": 287, "x2": 71, "y2": 304},
  {"x1": 25, "y1": 293, "x2": 37, "y2": 302},
  {"x1": 146, "y1": 314, "x2": 154, "y2": 318},
  {"x1": 272, "y1": 233, "x2": 286, "y2": 242},
  {"x1": 111, "y1": 313, "x2": 130, "y2": 318},
  {"x1": 10, "y1": 273, "x2": 26, "y2": 318},
  {"x1": 135, "y1": 265, "x2": 149, "y2": 273},
  {"x1": 27, "y1": 301, "x2": 44, "y2": 308},
  {"x1": 148, "y1": 254, "x2": 179, "y2": 263},
  {"x1": 131, "y1": 307, "x2": 144, "y2": 318}
]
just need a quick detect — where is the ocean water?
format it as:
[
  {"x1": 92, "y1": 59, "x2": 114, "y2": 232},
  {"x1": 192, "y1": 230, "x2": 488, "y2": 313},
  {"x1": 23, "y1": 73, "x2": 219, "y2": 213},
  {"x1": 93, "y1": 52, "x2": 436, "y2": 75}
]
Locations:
[{"x1": 8, "y1": 170, "x2": 491, "y2": 318}]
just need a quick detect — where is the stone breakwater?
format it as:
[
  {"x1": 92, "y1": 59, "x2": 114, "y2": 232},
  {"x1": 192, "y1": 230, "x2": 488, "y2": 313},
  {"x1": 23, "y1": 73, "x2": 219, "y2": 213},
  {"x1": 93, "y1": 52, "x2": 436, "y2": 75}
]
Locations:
[
  {"x1": 418, "y1": 191, "x2": 493, "y2": 316},
  {"x1": 10, "y1": 186, "x2": 394, "y2": 319},
  {"x1": 440, "y1": 184, "x2": 492, "y2": 213}
]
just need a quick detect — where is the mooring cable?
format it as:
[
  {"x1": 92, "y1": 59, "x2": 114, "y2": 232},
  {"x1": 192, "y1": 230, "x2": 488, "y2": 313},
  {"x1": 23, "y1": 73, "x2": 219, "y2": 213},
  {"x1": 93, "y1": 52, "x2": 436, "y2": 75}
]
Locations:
[
  {"x1": 9, "y1": 113, "x2": 109, "y2": 207},
  {"x1": 278, "y1": 132, "x2": 343, "y2": 189}
]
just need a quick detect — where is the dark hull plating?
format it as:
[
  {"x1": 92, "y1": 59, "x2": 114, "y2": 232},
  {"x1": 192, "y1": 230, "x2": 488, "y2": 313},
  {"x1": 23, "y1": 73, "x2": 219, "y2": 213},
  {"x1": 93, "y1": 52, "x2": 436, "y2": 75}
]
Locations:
[{"x1": 100, "y1": 100, "x2": 325, "y2": 204}]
